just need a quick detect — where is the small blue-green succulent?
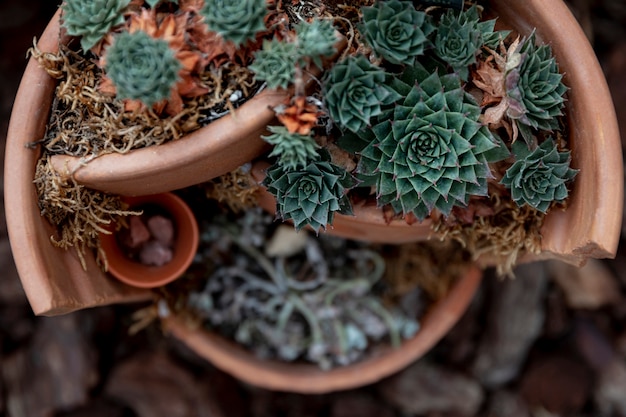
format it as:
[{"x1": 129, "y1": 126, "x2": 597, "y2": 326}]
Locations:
[
  {"x1": 355, "y1": 64, "x2": 508, "y2": 220},
  {"x1": 501, "y1": 139, "x2": 577, "y2": 213},
  {"x1": 360, "y1": 0, "x2": 434, "y2": 65},
  {"x1": 144, "y1": 0, "x2": 178, "y2": 7},
  {"x1": 104, "y1": 30, "x2": 181, "y2": 106},
  {"x1": 323, "y1": 55, "x2": 401, "y2": 133},
  {"x1": 61, "y1": 0, "x2": 130, "y2": 52},
  {"x1": 506, "y1": 32, "x2": 567, "y2": 145},
  {"x1": 263, "y1": 158, "x2": 358, "y2": 232},
  {"x1": 295, "y1": 19, "x2": 338, "y2": 68},
  {"x1": 433, "y1": 5, "x2": 507, "y2": 80},
  {"x1": 200, "y1": 0, "x2": 267, "y2": 46},
  {"x1": 262, "y1": 126, "x2": 321, "y2": 171},
  {"x1": 250, "y1": 40, "x2": 298, "y2": 90}
]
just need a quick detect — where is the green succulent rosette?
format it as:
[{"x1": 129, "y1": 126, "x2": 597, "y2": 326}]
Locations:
[
  {"x1": 250, "y1": 40, "x2": 298, "y2": 90},
  {"x1": 263, "y1": 158, "x2": 358, "y2": 232},
  {"x1": 104, "y1": 30, "x2": 181, "y2": 106},
  {"x1": 61, "y1": 0, "x2": 131, "y2": 52},
  {"x1": 323, "y1": 55, "x2": 401, "y2": 133},
  {"x1": 501, "y1": 139, "x2": 578, "y2": 213},
  {"x1": 360, "y1": 0, "x2": 434, "y2": 65},
  {"x1": 295, "y1": 19, "x2": 338, "y2": 68},
  {"x1": 262, "y1": 126, "x2": 321, "y2": 171},
  {"x1": 433, "y1": 5, "x2": 507, "y2": 80},
  {"x1": 356, "y1": 64, "x2": 508, "y2": 221},
  {"x1": 201, "y1": 0, "x2": 267, "y2": 46},
  {"x1": 506, "y1": 31, "x2": 568, "y2": 144}
]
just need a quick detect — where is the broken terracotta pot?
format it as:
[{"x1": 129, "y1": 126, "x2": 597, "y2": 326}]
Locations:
[
  {"x1": 162, "y1": 264, "x2": 483, "y2": 394},
  {"x1": 251, "y1": 0, "x2": 623, "y2": 267},
  {"x1": 99, "y1": 193, "x2": 199, "y2": 289}
]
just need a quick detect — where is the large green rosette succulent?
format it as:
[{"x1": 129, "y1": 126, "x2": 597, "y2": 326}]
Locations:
[
  {"x1": 356, "y1": 64, "x2": 508, "y2": 221},
  {"x1": 323, "y1": 55, "x2": 401, "y2": 133},
  {"x1": 61, "y1": 0, "x2": 131, "y2": 51},
  {"x1": 360, "y1": 0, "x2": 434, "y2": 65},
  {"x1": 501, "y1": 139, "x2": 577, "y2": 213},
  {"x1": 263, "y1": 158, "x2": 358, "y2": 232},
  {"x1": 201, "y1": 0, "x2": 267, "y2": 46},
  {"x1": 506, "y1": 32, "x2": 567, "y2": 144},
  {"x1": 104, "y1": 31, "x2": 181, "y2": 106}
]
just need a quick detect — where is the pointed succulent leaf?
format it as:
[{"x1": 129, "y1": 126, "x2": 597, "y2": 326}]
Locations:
[
  {"x1": 501, "y1": 139, "x2": 578, "y2": 213},
  {"x1": 360, "y1": 0, "x2": 434, "y2": 65},
  {"x1": 263, "y1": 159, "x2": 358, "y2": 232},
  {"x1": 323, "y1": 55, "x2": 401, "y2": 133},
  {"x1": 250, "y1": 40, "x2": 298, "y2": 90},
  {"x1": 505, "y1": 31, "x2": 568, "y2": 145},
  {"x1": 61, "y1": 0, "x2": 131, "y2": 51},
  {"x1": 201, "y1": 0, "x2": 267, "y2": 46},
  {"x1": 262, "y1": 126, "x2": 321, "y2": 171},
  {"x1": 358, "y1": 64, "x2": 507, "y2": 220},
  {"x1": 104, "y1": 30, "x2": 181, "y2": 107}
]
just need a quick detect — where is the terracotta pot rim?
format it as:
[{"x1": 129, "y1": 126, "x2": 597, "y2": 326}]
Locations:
[
  {"x1": 99, "y1": 193, "x2": 199, "y2": 289},
  {"x1": 163, "y1": 264, "x2": 482, "y2": 394}
]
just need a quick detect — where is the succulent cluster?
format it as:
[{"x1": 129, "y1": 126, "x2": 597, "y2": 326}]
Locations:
[
  {"x1": 104, "y1": 30, "x2": 181, "y2": 106},
  {"x1": 61, "y1": 0, "x2": 130, "y2": 51},
  {"x1": 263, "y1": 0, "x2": 575, "y2": 232},
  {"x1": 187, "y1": 209, "x2": 420, "y2": 369},
  {"x1": 262, "y1": 126, "x2": 320, "y2": 171}
]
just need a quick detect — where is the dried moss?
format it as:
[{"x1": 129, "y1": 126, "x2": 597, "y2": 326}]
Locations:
[{"x1": 202, "y1": 165, "x2": 261, "y2": 213}]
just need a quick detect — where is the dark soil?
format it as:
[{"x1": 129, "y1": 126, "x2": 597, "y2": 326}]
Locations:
[{"x1": 2, "y1": 1, "x2": 626, "y2": 416}]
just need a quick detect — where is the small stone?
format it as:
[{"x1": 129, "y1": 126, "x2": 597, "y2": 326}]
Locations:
[
  {"x1": 265, "y1": 225, "x2": 309, "y2": 258},
  {"x1": 140, "y1": 241, "x2": 173, "y2": 266},
  {"x1": 125, "y1": 216, "x2": 151, "y2": 249},
  {"x1": 147, "y1": 215, "x2": 175, "y2": 246}
]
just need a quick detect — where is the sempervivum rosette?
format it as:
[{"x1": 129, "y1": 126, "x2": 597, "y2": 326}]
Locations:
[
  {"x1": 501, "y1": 139, "x2": 578, "y2": 213},
  {"x1": 506, "y1": 32, "x2": 568, "y2": 144},
  {"x1": 357, "y1": 64, "x2": 507, "y2": 221},
  {"x1": 61, "y1": 0, "x2": 130, "y2": 51},
  {"x1": 360, "y1": 0, "x2": 434, "y2": 65},
  {"x1": 104, "y1": 30, "x2": 181, "y2": 106},
  {"x1": 263, "y1": 158, "x2": 358, "y2": 232},
  {"x1": 433, "y1": 5, "x2": 507, "y2": 80},
  {"x1": 201, "y1": 0, "x2": 267, "y2": 46},
  {"x1": 322, "y1": 55, "x2": 401, "y2": 133}
]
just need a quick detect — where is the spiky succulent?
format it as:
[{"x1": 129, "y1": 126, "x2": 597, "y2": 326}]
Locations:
[
  {"x1": 104, "y1": 30, "x2": 181, "y2": 106},
  {"x1": 61, "y1": 0, "x2": 130, "y2": 52},
  {"x1": 263, "y1": 158, "x2": 358, "y2": 232},
  {"x1": 262, "y1": 126, "x2": 321, "y2": 171},
  {"x1": 200, "y1": 0, "x2": 267, "y2": 46},
  {"x1": 506, "y1": 32, "x2": 567, "y2": 144},
  {"x1": 250, "y1": 40, "x2": 298, "y2": 90},
  {"x1": 356, "y1": 64, "x2": 507, "y2": 220},
  {"x1": 360, "y1": 0, "x2": 434, "y2": 65},
  {"x1": 433, "y1": 5, "x2": 501, "y2": 80},
  {"x1": 501, "y1": 139, "x2": 577, "y2": 213},
  {"x1": 295, "y1": 19, "x2": 338, "y2": 68},
  {"x1": 323, "y1": 55, "x2": 401, "y2": 133}
]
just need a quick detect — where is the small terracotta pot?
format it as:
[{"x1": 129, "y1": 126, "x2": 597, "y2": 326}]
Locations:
[
  {"x1": 163, "y1": 264, "x2": 482, "y2": 394},
  {"x1": 99, "y1": 193, "x2": 199, "y2": 289},
  {"x1": 252, "y1": 0, "x2": 623, "y2": 266}
]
